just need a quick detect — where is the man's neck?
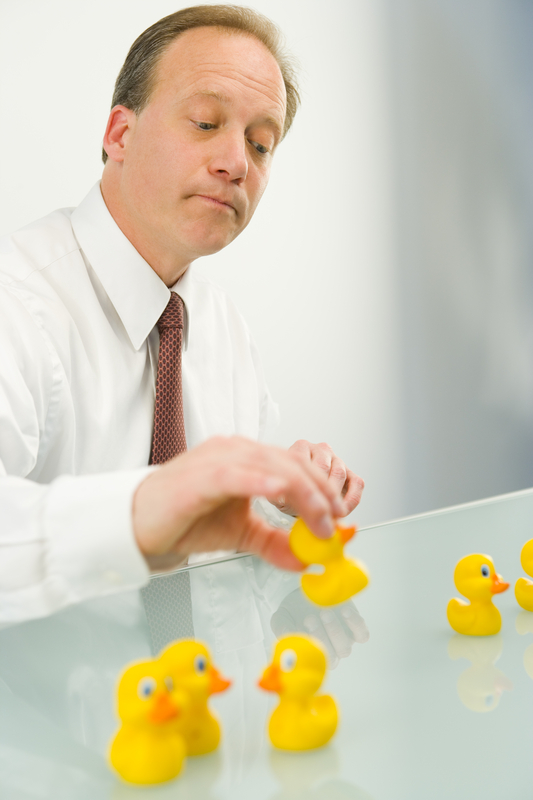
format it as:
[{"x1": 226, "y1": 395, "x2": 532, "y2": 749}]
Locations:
[{"x1": 100, "y1": 174, "x2": 191, "y2": 288}]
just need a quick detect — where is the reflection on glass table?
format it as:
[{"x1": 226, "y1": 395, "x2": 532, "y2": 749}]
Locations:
[
  {"x1": 270, "y1": 588, "x2": 369, "y2": 669},
  {"x1": 447, "y1": 633, "x2": 512, "y2": 712},
  {"x1": 515, "y1": 609, "x2": 533, "y2": 680},
  {"x1": 2, "y1": 487, "x2": 533, "y2": 799},
  {"x1": 267, "y1": 748, "x2": 374, "y2": 800}
]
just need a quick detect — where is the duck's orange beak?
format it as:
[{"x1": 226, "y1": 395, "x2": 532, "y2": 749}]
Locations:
[
  {"x1": 258, "y1": 664, "x2": 282, "y2": 693},
  {"x1": 208, "y1": 666, "x2": 232, "y2": 695},
  {"x1": 338, "y1": 525, "x2": 356, "y2": 545},
  {"x1": 490, "y1": 573, "x2": 510, "y2": 594},
  {"x1": 148, "y1": 691, "x2": 179, "y2": 724}
]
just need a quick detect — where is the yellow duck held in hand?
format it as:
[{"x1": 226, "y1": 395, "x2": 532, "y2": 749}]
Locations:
[
  {"x1": 515, "y1": 539, "x2": 533, "y2": 611},
  {"x1": 109, "y1": 659, "x2": 188, "y2": 785},
  {"x1": 289, "y1": 517, "x2": 369, "y2": 606},
  {"x1": 159, "y1": 640, "x2": 231, "y2": 756},
  {"x1": 258, "y1": 634, "x2": 338, "y2": 751},
  {"x1": 447, "y1": 554, "x2": 509, "y2": 636}
]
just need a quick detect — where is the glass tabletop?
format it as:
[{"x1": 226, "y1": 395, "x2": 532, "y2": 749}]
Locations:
[{"x1": 2, "y1": 488, "x2": 533, "y2": 800}]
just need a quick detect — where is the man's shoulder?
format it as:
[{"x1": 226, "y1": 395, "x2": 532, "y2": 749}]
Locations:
[{"x1": 0, "y1": 207, "x2": 79, "y2": 286}]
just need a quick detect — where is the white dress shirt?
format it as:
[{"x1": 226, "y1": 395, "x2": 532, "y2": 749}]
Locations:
[{"x1": 0, "y1": 182, "x2": 278, "y2": 625}]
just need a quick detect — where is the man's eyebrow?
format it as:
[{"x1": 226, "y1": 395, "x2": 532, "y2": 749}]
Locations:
[
  {"x1": 186, "y1": 90, "x2": 283, "y2": 139},
  {"x1": 186, "y1": 89, "x2": 231, "y2": 103}
]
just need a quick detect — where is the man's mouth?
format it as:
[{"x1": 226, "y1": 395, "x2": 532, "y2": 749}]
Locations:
[{"x1": 195, "y1": 195, "x2": 235, "y2": 212}]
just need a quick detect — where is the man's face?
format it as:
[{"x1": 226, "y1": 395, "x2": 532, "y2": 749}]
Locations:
[{"x1": 113, "y1": 27, "x2": 286, "y2": 272}]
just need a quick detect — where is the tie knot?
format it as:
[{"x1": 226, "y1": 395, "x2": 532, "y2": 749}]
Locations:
[{"x1": 158, "y1": 292, "x2": 184, "y2": 330}]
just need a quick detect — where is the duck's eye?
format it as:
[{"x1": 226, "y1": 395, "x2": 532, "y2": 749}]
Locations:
[
  {"x1": 481, "y1": 565, "x2": 490, "y2": 578},
  {"x1": 280, "y1": 649, "x2": 297, "y2": 672},
  {"x1": 137, "y1": 676, "x2": 157, "y2": 700},
  {"x1": 164, "y1": 676, "x2": 174, "y2": 692},
  {"x1": 485, "y1": 694, "x2": 494, "y2": 707},
  {"x1": 194, "y1": 654, "x2": 208, "y2": 674}
]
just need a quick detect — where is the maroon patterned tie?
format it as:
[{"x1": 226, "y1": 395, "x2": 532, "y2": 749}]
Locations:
[
  {"x1": 150, "y1": 292, "x2": 187, "y2": 464},
  {"x1": 142, "y1": 291, "x2": 194, "y2": 653}
]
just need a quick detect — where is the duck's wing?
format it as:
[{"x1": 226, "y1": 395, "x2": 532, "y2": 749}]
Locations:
[
  {"x1": 310, "y1": 695, "x2": 338, "y2": 737},
  {"x1": 447, "y1": 598, "x2": 476, "y2": 634},
  {"x1": 515, "y1": 577, "x2": 533, "y2": 611},
  {"x1": 521, "y1": 540, "x2": 533, "y2": 578}
]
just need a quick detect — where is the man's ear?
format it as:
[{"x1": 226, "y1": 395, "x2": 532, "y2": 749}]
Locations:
[{"x1": 103, "y1": 105, "x2": 135, "y2": 163}]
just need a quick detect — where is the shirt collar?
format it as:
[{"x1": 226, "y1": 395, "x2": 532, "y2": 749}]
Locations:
[{"x1": 70, "y1": 182, "x2": 190, "y2": 351}]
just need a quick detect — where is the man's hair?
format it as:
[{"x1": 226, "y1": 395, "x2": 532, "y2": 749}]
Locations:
[{"x1": 102, "y1": 4, "x2": 300, "y2": 164}]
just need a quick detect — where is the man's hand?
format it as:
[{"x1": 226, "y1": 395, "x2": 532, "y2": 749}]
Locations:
[
  {"x1": 132, "y1": 436, "x2": 353, "y2": 573},
  {"x1": 272, "y1": 440, "x2": 364, "y2": 518}
]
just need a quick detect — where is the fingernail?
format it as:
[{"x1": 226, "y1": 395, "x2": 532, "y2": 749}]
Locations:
[
  {"x1": 317, "y1": 513, "x2": 334, "y2": 538},
  {"x1": 319, "y1": 610, "x2": 336, "y2": 624}
]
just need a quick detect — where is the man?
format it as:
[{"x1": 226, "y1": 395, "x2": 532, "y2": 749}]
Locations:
[{"x1": 0, "y1": 5, "x2": 363, "y2": 625}]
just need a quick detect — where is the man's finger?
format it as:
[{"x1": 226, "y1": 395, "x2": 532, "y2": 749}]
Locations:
[
  {"x1": 239, "y1": 514, "x2": 305, "y2": 571},
  {"x1": 308, "y1": 442, "x2": 333, "y2": 476},
  {"x1": 341, "y1": 470, "x2": 365, "y2": 514},
  {"x1": 328, "y1": 455, "x2": 348, "y2": 494},
  {"x1": 288, "y1": 439, "x2": 312, "y2": 460}
]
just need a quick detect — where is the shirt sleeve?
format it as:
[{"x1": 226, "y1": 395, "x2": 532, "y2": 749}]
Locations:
[{"x1": 0, "y1": 286, "x2": 150, "y2": 626}]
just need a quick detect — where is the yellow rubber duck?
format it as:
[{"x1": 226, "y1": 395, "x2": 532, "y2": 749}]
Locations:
[
  {"x1": 289, "y1": 518, "x2": 369, "y2": 606},
  {"x1": 109, "y1": 658, "x2": 187, "y2": 785},
  {"x1": 258, "y1": 634, "x2": 338, "y2": 751},
  {"x1": 159, "y1": 640, "x2": 231, "y2": 756},
  {"x1": 515, "y1": 539, "x2": 533, "y2": 610},
  {"x1": 447, "y1": 554, "x2": 509, "y2": 636}
]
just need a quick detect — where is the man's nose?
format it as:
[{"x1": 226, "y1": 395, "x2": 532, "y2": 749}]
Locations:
[{"x1": 208, "y1": 131, "x2": 248, "y2": 183}]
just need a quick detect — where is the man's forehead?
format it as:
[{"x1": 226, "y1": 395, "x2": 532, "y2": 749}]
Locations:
[
  {"x1": 153, "y1": 27, "x2": 286, "y2": 110},
  {"x1": 187, "y1": 89, "x2": 232, "y2": 104},
  {"x1": 160, "y1": 25, "x2": 273, "y2": 64}
]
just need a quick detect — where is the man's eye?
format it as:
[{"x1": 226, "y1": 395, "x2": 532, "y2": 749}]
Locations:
[
  {"x1": 197, "y1": 122, "x2": 215, "y2": 130},
  {"x1": 250, "y1": 141, "x2": 269, "y2": 155}
]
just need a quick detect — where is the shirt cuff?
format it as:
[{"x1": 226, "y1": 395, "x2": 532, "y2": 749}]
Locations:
[
  {"x1": 43, "y1": 468, "x2": 153, "y2": 608},
  {"x1": 252, "y1": 496, "x2": 295, "y2": 530}
]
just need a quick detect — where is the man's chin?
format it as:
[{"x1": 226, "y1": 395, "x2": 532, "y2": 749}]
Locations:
[{"x1": 190, "y1": 231, "x2": 239, "y2": 258}]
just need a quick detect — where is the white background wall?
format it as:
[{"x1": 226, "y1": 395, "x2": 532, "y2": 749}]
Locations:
[{"x1": 0, "y1": 0, "x2": 401, "y2": 527}]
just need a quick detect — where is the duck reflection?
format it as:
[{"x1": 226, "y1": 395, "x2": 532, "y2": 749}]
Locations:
[
  {"x1": 270, "y1": 588, "x2": 369, "y2": 669},
  {"x1": 447, "y1": 634, "x2": 512, "y2": 712},
  {"x1": 268, "y1": 748, "x2": 374, "y2": 800},
  {"x1": 515, "y1": 610, "x2": 533, "y2": 679}
]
